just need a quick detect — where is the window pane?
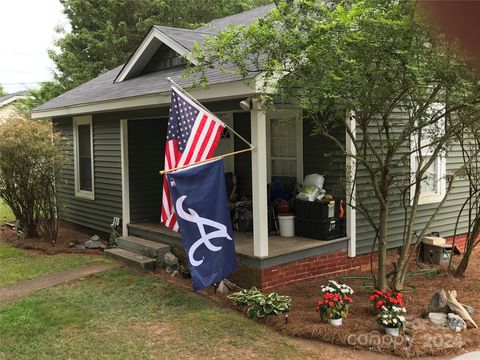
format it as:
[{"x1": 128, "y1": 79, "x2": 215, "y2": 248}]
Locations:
[
  {"x1": 270, "y1": 118, "x2": 297, "y2": 177},
  {"x1": 420, "y1": 156, "x2": 438, "y2": 193},
  {"x1": 78, "y1": 124, "x2": 92, "y2": 191}
]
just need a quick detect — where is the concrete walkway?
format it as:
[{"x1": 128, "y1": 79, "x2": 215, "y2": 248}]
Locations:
[{"x1": 0, "y1": 262, "x2": 122, "y2": 304}]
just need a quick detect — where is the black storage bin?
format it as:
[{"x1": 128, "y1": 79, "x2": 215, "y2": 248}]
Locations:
[
  {"x1": 294, "y1": 199, "x2": 339, "y2": 220},
  {"x1": 295, "y1": 217, "x2": 341, "y2": 240}
]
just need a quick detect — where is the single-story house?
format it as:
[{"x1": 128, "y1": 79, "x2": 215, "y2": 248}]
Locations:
[
  {"x1": 0, "y1": 90, "x2": 28, "y2": 123},
  {"x1": 31, "y1": 4, "x2": 470, "y2": 290}
]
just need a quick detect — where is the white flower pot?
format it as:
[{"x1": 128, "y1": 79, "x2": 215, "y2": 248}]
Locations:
[
  {"x1": 330, "y1": 318, "x2": 343, "y2": 326},
  {"x1": 384, "y1": 327, "x2": 400, "y2": 337}
]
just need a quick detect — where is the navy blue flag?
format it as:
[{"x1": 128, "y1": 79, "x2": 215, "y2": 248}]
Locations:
[{"x1": 167, "y1": 159, "x2": 237, "y2": 291}]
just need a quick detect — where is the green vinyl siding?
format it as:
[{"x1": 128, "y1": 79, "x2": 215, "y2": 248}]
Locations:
[
  {"x1": 354, "y1": 109, "x2": 470, "y2": 254},
  {"x1": 55, "y1": 116, "x2": 122, "y2": 233},
  {"x1": 303, "y1": 118, "x2": 346, "y2": 197}
]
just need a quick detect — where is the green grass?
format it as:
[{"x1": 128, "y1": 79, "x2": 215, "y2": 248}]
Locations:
[
  {"x1": 0, "y1": 243, "x2": 112, "y2": 287},
  {"x1": 0, "y1": 268, "x2": 318, "y2": 360},
  {"x1": 0, "y1": 199, "x2": 14, "y2": 222}
]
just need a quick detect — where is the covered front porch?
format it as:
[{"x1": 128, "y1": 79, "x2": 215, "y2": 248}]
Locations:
[{"x1": 120, "y1": 97, "x2": 356, "y2": 268}]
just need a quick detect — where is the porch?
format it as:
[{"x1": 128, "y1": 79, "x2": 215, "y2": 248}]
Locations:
[{"x1": 127, "y1": 221, "x2": 349, "y2": 269}]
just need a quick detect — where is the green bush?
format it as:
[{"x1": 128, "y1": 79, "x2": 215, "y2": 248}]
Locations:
[
  {"x1": 228, "y1": 287, "x2": 292, "y2": 319},
  {"x1": 0, "y1": 118, "x2": 66, "y2": 242}
]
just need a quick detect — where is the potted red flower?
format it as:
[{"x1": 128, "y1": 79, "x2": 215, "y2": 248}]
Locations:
[
  {"x1": 315, "y1": 280, "x2": 353, "y2": 326},
  {"x1": 369, "y1": 290, "x2": 406, "y2": 336}
]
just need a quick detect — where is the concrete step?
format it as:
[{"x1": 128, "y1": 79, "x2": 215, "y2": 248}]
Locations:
[
  {"x1": 117, "y1": 236, "x2": 170, "y2": 262},
  {"x1": 104, "y1": 248, "x2": 155, "y2": 271}
]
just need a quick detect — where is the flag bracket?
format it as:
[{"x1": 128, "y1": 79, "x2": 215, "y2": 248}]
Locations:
[{"x1": 159, "y1": 147, "x2": 254, "y2": 175}]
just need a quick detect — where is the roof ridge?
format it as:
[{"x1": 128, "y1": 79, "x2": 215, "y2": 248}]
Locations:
[
  {"x1": 206, "y1": 3, "x2": 275, "y2": 25},
  {"x1": 154, "y1": 25, "x2": 215, "y2": 36}
]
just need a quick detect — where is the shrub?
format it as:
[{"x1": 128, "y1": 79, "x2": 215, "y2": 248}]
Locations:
[
  {"x1": 0, "y1": 118, "x2": 66, "y2": 242},
  {"x1": 228, "y1": 287, "x2": 292, "y2": 319}
]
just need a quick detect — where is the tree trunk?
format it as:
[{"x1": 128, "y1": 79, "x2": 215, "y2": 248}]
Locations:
[{"x1": 376, "y1": 203, "x2": 389, "y2": 291}]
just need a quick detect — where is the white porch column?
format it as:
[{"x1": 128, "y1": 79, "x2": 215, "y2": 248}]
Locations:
[
  {"x1": 120, "y1": 119, "x2": 130, "y2": 237},
  {"x1": 346, "y1": 114, "x2": 357, "y2": 257},
  {"x1": 251, "y1": 99, "x2": 269, "y2": 257}
]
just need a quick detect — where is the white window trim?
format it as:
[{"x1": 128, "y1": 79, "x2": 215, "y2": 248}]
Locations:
[
  {"x1": 73, "y1": 115, "x2": 95, "y2": 200},
  {"x1": 266, "y1": 110, "x2": 303, "y2": 184},
  {"x1": 410, "y1": 103, "x2": 446, "y2": 205}
]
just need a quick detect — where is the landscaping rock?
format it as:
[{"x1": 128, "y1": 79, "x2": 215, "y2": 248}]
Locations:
[
  {"x1": 426, "y1": 289, "x2": 449, "y2": 314},
  {"x1": 85, "y1": 235, "x2": 101, "y2": 249},
  {"x1": 164, "y1": 252, "x2": 179, "y2": 273},
  {"x1": 428, "y1": 312, "x2": 448, "y2": 327},
  {"x1": 216, "y1": 281, "x2": 229, "y2": 294},
  {"x1": 448, "y1": 313, "x2": 467, "y2": 332}
]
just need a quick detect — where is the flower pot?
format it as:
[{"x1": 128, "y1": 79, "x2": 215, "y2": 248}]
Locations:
[
  {"x1": 384, "y1": 327, "x2": 400, "y2": 337},
  {"x1": 329, "y1": 318, "x2": 343, "y2": 326}
]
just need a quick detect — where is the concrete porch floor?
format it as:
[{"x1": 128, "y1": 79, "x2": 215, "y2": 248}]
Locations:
[{"x1": 127, "y1": 221, "x2": 349, "y2": 263}]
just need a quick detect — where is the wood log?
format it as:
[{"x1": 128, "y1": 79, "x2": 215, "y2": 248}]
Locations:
[{"x1": 446, "y1": 290, "x2": 478, "y2": 328}]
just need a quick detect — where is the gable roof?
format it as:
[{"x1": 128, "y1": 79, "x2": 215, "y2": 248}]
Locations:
[
  {"x1": 31, "y1": 4, "x2": 275, "y2": 118},
  {"x1": 0, "y1": 90, "x2": 29, "y2": 106}
]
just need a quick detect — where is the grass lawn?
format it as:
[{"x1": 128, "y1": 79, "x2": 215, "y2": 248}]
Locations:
[
  {"x1": 0, "y1": 198, "x2": 14, "y2": 222},
  {"x1": 0, "y1": 268, "x2": 321, "y2": 360},
  {"x1": 0, "y1": 243, "x2": 112, "y2": 287}
]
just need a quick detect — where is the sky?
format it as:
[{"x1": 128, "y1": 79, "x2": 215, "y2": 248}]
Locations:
[{"x1": 0, "y1": 0, "x2": 67, "y2": 93}]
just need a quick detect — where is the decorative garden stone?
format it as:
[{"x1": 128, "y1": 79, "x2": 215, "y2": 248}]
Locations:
[
  {"x1": 85, "y1": 235, "x2": 101, "y2": 249},
  {"x1": 164, "y1": 252, "x2": 179, "y2": 273},
  {"x1": 448, "y1": 313, "x2": 467, "y2": 332},
  {"x1": 428, "y1": 312, "x2": 448, "y2": 327},
  {"x1": 426, "y1": 290, "x2": 448, "y2": 314}
]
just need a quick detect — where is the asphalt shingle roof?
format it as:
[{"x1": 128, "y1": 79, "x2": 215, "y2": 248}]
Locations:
[
  {"x1": 0, "y1": 90, "x2": 28, "y2": 105},
  {"x1": 33, "y1": 4, "x2": 275, "y2": 114}
]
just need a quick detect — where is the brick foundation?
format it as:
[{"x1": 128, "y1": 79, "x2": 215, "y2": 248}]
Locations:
[
  {"x1": 445, "y1": 233, "x2": 467, "y2": 252},
  {"x1": 229, "y1": 248, "x2": 399, "y2": 292}
]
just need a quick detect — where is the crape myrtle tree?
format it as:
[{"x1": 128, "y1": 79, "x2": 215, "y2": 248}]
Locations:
[
  {"x1": 15, "y1": 0, "x2": 272, "y2": 116},
  {"x1": 190, "y1": 0, "x2": 480, "y2": 291}
]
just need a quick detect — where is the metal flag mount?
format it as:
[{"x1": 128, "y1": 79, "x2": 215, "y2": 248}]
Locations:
[{"x1": 159, "y1": 78, "x2": 255, "y2": 175}]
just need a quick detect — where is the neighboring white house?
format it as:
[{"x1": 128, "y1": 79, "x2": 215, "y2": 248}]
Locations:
[{"x1": 0, "y1": 91, "x2": 28, "y2": 123}]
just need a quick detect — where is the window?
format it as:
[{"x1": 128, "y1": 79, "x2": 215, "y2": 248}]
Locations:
[
  {"x1": 268, "y1": 115, "x2": 303, "y2": 183},
  {"x1": 73, "y1": 116, "x2": 94, "y2": 199},
  {"x1": 410, "y1": 103, "x2": 446, "y2": 204}
]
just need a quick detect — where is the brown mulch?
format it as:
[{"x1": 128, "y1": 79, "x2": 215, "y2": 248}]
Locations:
[
  {"x1": 159, "y1": 250, "x2": 480, "y2": 358},
  {"x1": 1, "y1": 220, "x2": 107, "y2": 255}
]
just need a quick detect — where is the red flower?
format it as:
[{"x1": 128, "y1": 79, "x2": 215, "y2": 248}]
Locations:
[
  {"x1": 376, "y1": 300, "x2": 383, "y2": 308},
  {"x1": 329, "y1": 301, "x2": 334, "y2": 307},
  {"x1": 369, "y1": 295, "x2": 376, "y2": 301}
]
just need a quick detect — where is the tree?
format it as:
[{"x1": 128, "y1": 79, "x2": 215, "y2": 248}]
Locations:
[
  {"x1": 0, "y1": 118, "x2": 66, "y2": 241},
  {"x1": 0, "y1": 84, "x2": 6, "y2": 96},
  {"x1": 191, "y1": 0, "x2": 480, "y2": 290},
  {"x1": 16, "y1": 0, "x2": 272, "y2": 115}
]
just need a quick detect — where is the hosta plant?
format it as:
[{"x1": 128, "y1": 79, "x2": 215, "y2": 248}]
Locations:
[{"x1": 228, "y1": 287, "x2": 292, "y2": 319}]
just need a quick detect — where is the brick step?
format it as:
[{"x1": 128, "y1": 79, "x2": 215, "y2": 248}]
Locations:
[
  {"x1": 104, "y1": 248, "x2": 155, "y2": 271},
  {"x1": 117, "y1": 236, "x2": 170, "y2": 262}
]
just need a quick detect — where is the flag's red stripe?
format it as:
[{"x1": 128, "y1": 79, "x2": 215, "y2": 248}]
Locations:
[
  {"x1": 184, "y1": 115, "x2": 208, "y2": 165},
  {"x1": 206, "y1": 124, "x2": 224, "y2": 158},
  {"x1": 194, "y1": 119, "x2": 217, "y2": 163}
]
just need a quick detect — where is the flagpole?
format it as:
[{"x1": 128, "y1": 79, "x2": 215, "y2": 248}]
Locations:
[
  {"x1": 159, "y1": 147, "x2": 254, "y2": 175},
  {"x1": 167, "y1": 77, "x2": 254, "y2": 149}
]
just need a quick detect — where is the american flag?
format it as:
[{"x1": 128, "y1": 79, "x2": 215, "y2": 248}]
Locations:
[{"x1": 161, "y1": 88, "x2": 225, "y2": 231}]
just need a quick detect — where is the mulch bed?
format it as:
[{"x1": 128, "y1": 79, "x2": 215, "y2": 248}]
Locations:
[
  {"x1": 162, "y1": 250, "x2": 480, "y2": 358},
  {"x1": 1, "y1": 220, "x2": 107, "y2": 255}
]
